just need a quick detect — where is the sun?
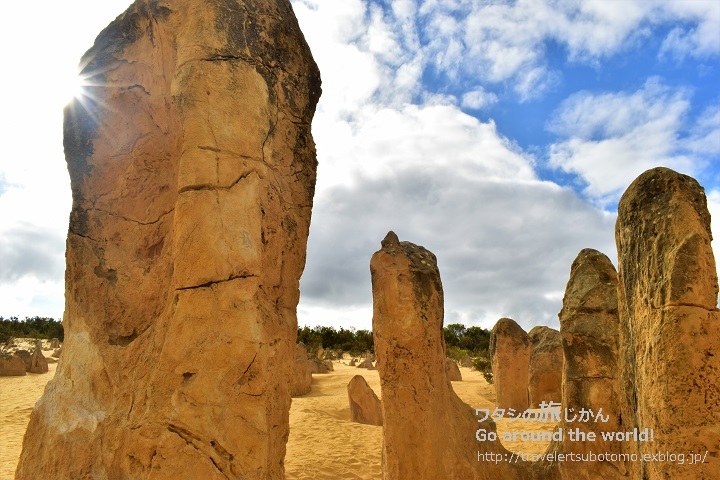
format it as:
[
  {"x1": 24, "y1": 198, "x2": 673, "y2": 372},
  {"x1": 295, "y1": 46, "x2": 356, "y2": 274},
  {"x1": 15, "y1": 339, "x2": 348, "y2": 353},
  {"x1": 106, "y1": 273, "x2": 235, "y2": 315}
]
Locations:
[{"x1": 56, "y1": 67, "x2": 90, "y2": 105}]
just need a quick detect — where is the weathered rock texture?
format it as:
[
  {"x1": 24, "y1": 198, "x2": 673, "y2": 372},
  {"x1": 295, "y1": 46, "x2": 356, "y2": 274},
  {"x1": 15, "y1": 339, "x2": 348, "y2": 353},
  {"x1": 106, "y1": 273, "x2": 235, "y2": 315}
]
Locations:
[
  {"x1": 551, "y1": 248, "x2": 624, "y2": 480},
  {"x1": 347, "y1": 375, "x2": 383, "y2": 426},
  {"x1": 489, "y1": 318, "x2": 532, "y2": 411},
  {"x1": 445, "y1": 358, "x2": 462, "y2": 381},
  {"x1": 527, "y1": 326, "x2": 561, "y2": 408},
  {"x1": 0, "y1": 354, "x2": 26, "y2": 376},
  {"x1": 28, "y1": 347, "x2": 49, "y2": 374},
  {"x1": 16, "y1": 1, "x2": 320, "y2": 478},
  {"x1": 616, "y1": 167, "x2": 720, "y2": 480},
  {"x1": 50, "y1": 338, "x2": 60, "y2": 349},
  {"x1": 371, "y1": 232, "x2": 528, "y2": 480}
]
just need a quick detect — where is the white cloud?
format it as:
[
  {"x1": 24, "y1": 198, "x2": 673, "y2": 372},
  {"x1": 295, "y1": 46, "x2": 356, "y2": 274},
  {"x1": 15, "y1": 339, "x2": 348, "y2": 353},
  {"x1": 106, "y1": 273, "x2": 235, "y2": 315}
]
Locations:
[
  {"x1": 0, "y1": 1, "x2": 134, "y2": 318},
  {"x1": 413, "y1": 0, "x2": 720, "y2": 100},
  {"x1": 291, "y1": 0, "x2": 717, "y2": 332},
  {"x1": 461, "y1": 87, "x2": 498, "y2": 110},
  {"x1": 301, "y1": 164, "x2": 617, "y2": 331},
  {"x1": 659, "y1": 0, "x2": 720, "y2": 59},
  {"x1": 686, "y1": 104, "x2": 720, "y2": 156},
  {"x1": 707, "y1": 190, "x2": 720, "y2": 293},
  {"x1": 547, "y1": 79, "x2": 710, "y2": 203},
  {"x1": 0, "y1": 277, "x2": 65, "y2": 320}
]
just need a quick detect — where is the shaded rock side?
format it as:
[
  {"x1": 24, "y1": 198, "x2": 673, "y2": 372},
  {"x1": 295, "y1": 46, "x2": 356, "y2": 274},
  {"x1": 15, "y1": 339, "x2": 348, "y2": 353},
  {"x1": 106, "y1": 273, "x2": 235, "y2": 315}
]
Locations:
[
  {"x1": 0, "y1": 354, "x2": 26, "y2": 376},
  {"x1": 371, "y1": 231, "x2": 529, "y2": 480},
  {"x1": 357, "y1": 358, "x2": 374, "y2": 369},
  {"x1": 347, "y1": 375, "x2": 383, "y2": 426},
  {"x1": 296, "y1": 342, "x2": 309, "y2": 361},
  {"x1": 28, "y1": 348, "x2": 49, "y2": 374},
  {"x1": 445, "y1": 358, "x2": 462, "y2": 381},
  {"x1": 615, "y1": 168, "x2": 720, "y2": 480},
  {"x1": 292, "y1": 357, "x2": 313, "y2": 397},
  {"x1": 16, "y1": 1, "x2": 320, "y2": 479},
  {"x1": 308, "y1": 357, "x2": 331, "y2": 374},
  {"x1": 489, "y1": 318, "x2": 531, "y2": 411},
  {"x1": 527, "y1": 326, "x2": 561, "y2": 408},
  {"x1": 14, "y1": 350, "x2": 32, "y2": 371},
  {"x1": 548, "y1": 248, "x2": 625, "y2": 480}
]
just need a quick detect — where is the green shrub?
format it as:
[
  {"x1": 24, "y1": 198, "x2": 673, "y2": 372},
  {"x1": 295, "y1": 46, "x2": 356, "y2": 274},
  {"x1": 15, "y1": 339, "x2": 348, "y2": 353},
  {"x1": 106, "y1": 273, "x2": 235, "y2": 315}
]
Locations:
[
  {"x1": 0, "y1": 316, "x2": 63, "y2": 343},
  {"x1": 473, "y1": 356, "x2": 494, "y2": 385},
  {"x1": 446, "y1": 345, "x2": 471, "y2": 362}
]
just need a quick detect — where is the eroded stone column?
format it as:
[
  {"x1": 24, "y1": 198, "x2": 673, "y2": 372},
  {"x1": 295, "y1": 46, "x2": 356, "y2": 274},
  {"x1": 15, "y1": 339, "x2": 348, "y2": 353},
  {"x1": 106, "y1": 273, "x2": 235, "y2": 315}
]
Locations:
[
  {"x1": 616, "y1": 167, "x2": 720, "y2": 480},
  {"x1": 527, "y1": 326, "x2": 562, "y2": 408},
  {"x1": 371, "y1": 232, "x2": 529, "y2": 480},
  {"x1": 554, "y1": 248, "x2": 625, "y2": 480},
  {"x1": 16, "y1": 1, "x2": 320, "y2": 478},
  {"x1": 490, "y1": 318, "x2": 532, "y2": 411}
]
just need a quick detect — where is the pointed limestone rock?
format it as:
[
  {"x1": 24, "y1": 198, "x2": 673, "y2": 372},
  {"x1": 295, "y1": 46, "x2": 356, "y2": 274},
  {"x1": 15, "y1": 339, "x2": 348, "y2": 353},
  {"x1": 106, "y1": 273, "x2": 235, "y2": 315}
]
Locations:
[
  {"x1": 553, "y1": 248, "x2": 624, "y2": 480},
  {"x1": 489, "y1": 318, "x2": 532, "y2": 411},
  {"x1": 527, "y1": 326, "x2": 562, "y2": 408},
  {"x1": 28, "y1": 347, "x2": 49, "y2": 374},
  {"x1": 445, "y1": 358, "x2": 462, "y2": 382},
  {"x1": 371, "y1": 233, "x2": 530, "y2": 480},
  {"x1": 347, "y1": 375, "x2": 383, "y2": 426}
]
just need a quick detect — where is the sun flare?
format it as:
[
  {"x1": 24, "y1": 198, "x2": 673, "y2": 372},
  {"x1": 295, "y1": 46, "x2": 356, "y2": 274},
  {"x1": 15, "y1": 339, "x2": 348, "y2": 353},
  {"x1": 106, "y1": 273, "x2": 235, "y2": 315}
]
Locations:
[{"x1": 57, "y1": 68, "x2": 90, "y2": 105}]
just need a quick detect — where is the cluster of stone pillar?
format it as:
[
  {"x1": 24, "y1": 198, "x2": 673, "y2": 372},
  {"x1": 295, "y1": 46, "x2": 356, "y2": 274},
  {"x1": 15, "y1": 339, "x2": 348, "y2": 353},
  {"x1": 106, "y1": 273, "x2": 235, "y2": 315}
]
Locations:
[{"x1": 370, "y1": 168, "x2": 719, "y2": 480}]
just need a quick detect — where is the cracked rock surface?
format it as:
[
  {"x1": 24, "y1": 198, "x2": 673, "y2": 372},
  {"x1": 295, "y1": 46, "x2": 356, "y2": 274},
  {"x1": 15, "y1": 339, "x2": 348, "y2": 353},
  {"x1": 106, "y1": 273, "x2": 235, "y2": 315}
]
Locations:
[{"x1": 16, "y1": 1, "x2": 320, "y2": 478}]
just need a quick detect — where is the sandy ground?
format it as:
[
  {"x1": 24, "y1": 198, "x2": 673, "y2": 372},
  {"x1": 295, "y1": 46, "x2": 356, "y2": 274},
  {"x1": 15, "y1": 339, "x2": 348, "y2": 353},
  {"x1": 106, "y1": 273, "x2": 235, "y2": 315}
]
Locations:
[
  {"x1": 285, "y1": 363, "x2": 554, "y2": 479},
  {"x1": 0, "y1": 363, "x2": 57, "y2": 480},
  {"x1": 0, "y1": 361, "x2": 555, "y2": 479}
]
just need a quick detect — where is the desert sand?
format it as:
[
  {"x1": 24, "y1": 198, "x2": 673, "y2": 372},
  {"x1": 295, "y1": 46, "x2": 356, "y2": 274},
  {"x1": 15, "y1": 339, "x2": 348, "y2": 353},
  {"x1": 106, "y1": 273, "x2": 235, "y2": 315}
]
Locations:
[
  {"x1": 1, "y1": 362, "x2": 554, "y2": 480},
  {"x1": 0, "y1": 363, "x2": 57, "y2": 480}
]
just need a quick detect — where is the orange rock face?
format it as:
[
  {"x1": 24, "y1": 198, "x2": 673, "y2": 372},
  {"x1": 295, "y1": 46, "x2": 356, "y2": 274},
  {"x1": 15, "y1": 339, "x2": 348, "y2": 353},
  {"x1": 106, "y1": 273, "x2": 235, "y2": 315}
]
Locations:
[
  {"x1": 347, "y1": 375, "x2": 383, "y2": 426},
  {"x1": 615, "y1": 167, "x2": 720, "y2": 480},
  {"x1": 371, "y1": 232, "x2": 527, "y2": 480},
  {"x1": 490, "y1": 318, "x2": 532, "y2": 411},
  {"x1": 16, "y1": 1, "x2": 320, "y2": 478},
  {"x1": 527, "y1": 326, "x2": 562, "y2": 408}
]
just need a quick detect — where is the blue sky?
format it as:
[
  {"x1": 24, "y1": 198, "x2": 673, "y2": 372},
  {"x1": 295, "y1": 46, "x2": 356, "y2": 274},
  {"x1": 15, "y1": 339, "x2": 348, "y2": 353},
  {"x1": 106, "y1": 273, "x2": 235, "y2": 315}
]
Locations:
[{"x1": 0, "y1": 0, "x2": 718, "y2": 332}]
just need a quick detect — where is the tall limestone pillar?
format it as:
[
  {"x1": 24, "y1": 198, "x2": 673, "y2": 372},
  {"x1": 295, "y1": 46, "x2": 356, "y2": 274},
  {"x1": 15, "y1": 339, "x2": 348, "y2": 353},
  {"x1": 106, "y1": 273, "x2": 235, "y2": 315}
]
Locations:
[
  {"x1": 16, "y1": 1, "x2": 320, "y2": 478},
  {"x1": 555, "y1": 248, "x2": 625, "y2": 480},
  {"x1": 616, "y1": 167, "x2": 720, "y2": 480},
  {"x1": 490, "y1": 318, "x2": 532, "y2": 411},
  {"x1": 371, "y1": 232, "x2": 529, "y2": 480}
]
